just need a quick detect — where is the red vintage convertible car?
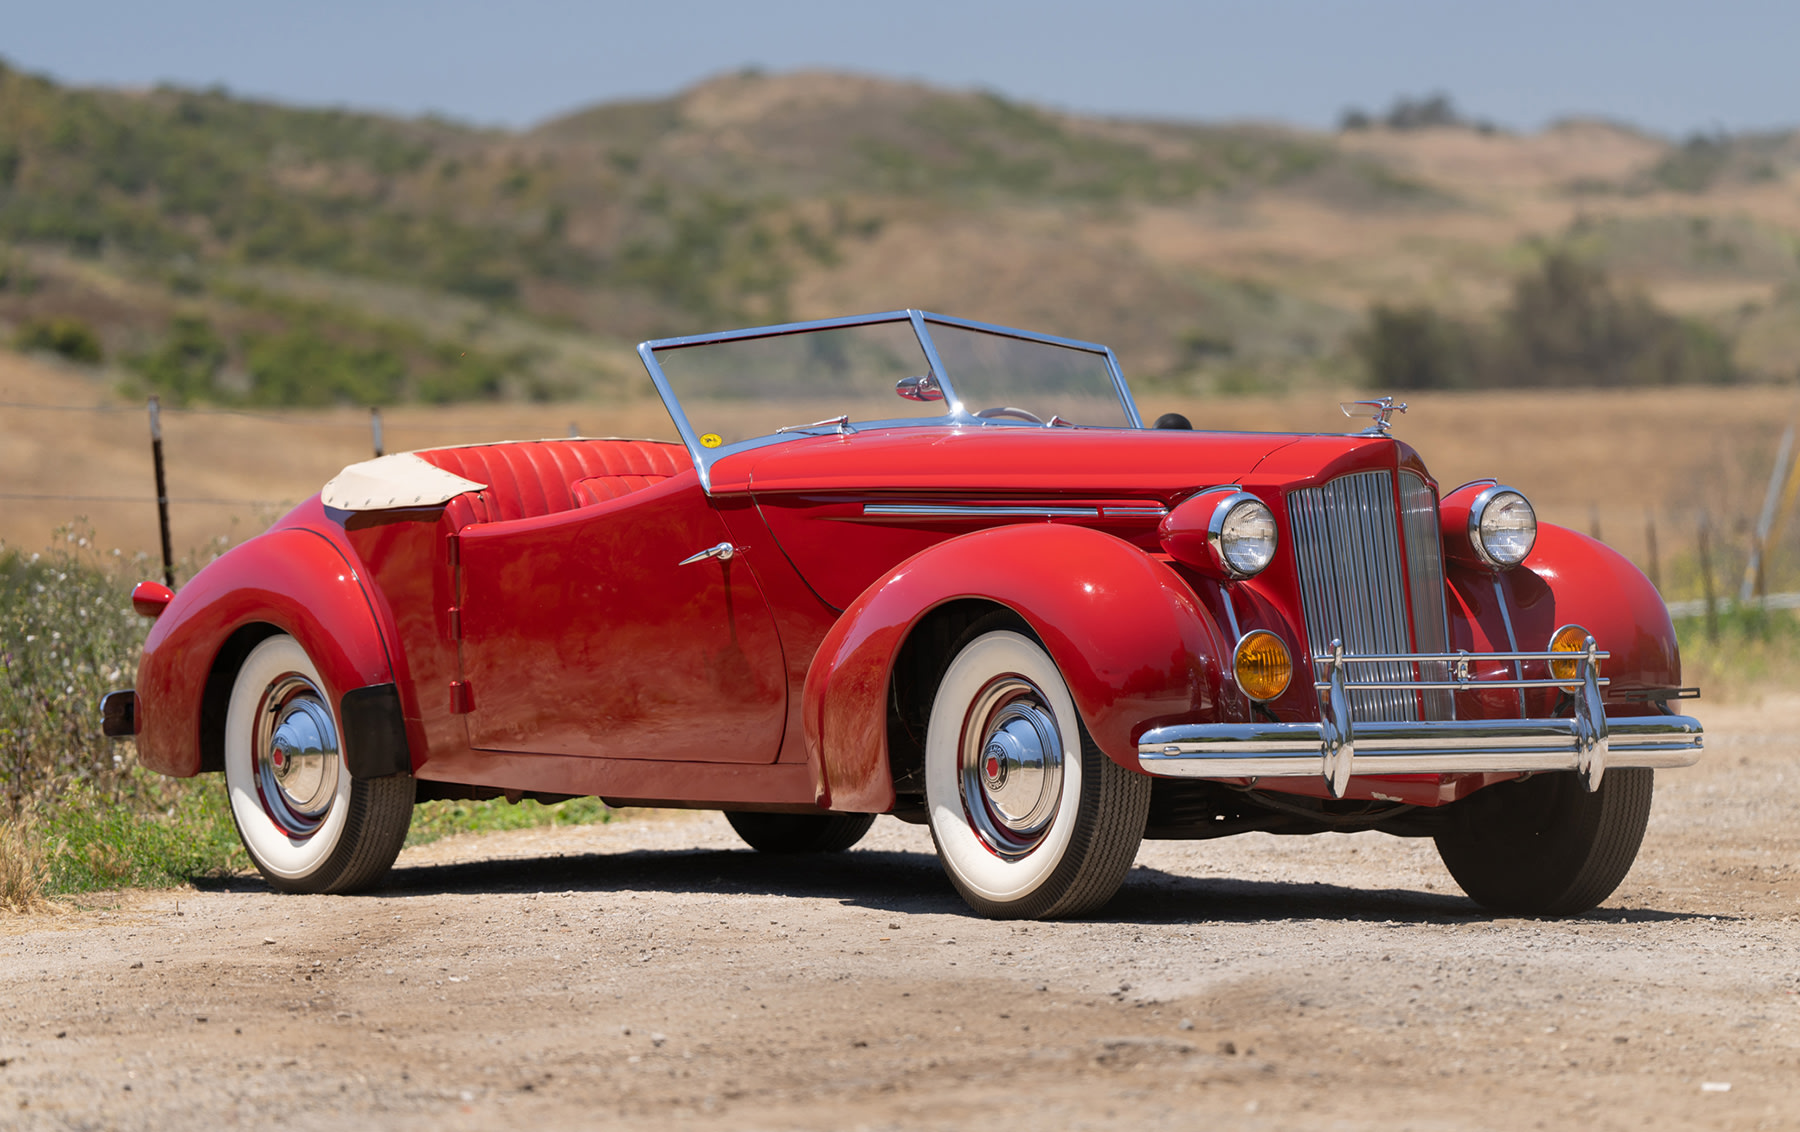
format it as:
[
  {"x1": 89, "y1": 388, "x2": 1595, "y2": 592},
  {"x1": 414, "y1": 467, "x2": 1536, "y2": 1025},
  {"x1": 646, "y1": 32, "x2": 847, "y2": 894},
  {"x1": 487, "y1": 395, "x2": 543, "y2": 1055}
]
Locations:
[{"x1": 103, "y1": 311, "x2": 1702, "y2": 919}]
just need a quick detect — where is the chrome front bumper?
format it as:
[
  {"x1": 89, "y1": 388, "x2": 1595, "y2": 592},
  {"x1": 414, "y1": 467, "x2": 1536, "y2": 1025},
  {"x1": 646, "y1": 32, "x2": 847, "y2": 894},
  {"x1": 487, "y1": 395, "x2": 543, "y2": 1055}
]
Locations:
[{"x1": 1136, "y1": 640, "x2": 1702, "y2": 797}]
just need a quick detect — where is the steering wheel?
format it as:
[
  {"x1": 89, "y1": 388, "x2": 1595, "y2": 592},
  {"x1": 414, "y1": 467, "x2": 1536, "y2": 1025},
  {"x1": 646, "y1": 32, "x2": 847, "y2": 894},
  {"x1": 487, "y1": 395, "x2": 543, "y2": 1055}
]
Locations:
[{"x1": 974, "y1": 406, "x2": 1045, "y2": 425}]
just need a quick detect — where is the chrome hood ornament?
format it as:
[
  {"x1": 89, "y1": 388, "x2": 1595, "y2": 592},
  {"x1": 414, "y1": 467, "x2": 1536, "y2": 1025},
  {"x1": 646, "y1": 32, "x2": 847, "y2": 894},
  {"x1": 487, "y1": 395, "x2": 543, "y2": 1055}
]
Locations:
[{"x1": 1340, "y1": 396, "x2": 1407, "y2": 436}]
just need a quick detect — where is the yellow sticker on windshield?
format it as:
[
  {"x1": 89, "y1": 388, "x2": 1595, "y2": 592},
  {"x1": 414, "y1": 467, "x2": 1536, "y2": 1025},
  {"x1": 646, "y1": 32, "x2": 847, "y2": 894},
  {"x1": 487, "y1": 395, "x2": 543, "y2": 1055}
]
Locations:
[{"x1": 700, "y1": 433, "x2": 723, "y2": 449}]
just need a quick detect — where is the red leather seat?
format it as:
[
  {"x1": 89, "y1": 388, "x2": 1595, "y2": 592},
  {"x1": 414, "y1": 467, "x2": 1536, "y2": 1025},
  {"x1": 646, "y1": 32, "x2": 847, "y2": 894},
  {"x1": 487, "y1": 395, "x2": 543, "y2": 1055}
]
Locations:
[{"x1": 419, "y1": 439, "x2": 687, "y2": 527}]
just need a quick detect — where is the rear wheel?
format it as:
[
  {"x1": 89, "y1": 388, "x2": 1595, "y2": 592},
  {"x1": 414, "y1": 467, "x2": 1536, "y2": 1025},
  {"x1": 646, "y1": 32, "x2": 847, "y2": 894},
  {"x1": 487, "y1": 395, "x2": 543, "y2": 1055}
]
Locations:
[
  {"x1": 924, "y1": 615, "x2": 1149, "y2": 919},
  {"x1": 725, "y1": 811, "x2": 875, "y2": 853},
  {"x1": 1434, "y1": 768, "x2": 1654, "y2": 916},
  {"x1": 224, "y1": 635, "x2": 414, "y2": 894}
]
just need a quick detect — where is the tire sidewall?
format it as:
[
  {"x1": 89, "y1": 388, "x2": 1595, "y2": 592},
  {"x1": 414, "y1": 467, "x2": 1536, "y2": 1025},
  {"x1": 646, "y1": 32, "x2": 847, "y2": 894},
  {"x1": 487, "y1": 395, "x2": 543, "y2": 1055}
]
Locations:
[
  {"x1": 925, "y1": 629, "x2": 1084, "y2": 908},
  {"x1": 224, "y1": 635, "x2": 355, "y2": 884}
]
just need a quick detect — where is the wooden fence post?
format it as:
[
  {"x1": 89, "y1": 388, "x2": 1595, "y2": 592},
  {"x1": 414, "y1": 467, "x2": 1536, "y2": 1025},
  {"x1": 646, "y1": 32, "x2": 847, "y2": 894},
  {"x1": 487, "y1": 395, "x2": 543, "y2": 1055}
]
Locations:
[
  {"x1": 1698, "y1": 513, "x2": 1719, "y2": 644},
  {"x1": 148, "y1": 396, "x2": 175, "y2": 589}
]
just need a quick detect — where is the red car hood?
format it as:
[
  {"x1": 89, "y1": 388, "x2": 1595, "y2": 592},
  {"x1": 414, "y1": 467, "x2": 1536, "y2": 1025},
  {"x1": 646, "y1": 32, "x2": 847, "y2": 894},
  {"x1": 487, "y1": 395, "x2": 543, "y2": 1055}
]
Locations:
[
  {"x1": 713, "y1": 425, "x2": 1424, "y2": 500},
  {"x1": 715, "y1": 425, "x2": 1434, "y2": 612}
]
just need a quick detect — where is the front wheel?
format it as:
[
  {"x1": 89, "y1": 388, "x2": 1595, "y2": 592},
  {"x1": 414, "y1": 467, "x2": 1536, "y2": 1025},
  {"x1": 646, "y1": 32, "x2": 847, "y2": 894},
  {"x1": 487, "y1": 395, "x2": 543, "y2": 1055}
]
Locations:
[
  {"x1": 224, "y1": 635, "x2": 414, "y2": 894},
  {"x1": 924, "y1": 616, "x2": 1149, "y2": 919},
  {"x1": 1433, "y1": 768, "x2": 1654, "y2": 916}
]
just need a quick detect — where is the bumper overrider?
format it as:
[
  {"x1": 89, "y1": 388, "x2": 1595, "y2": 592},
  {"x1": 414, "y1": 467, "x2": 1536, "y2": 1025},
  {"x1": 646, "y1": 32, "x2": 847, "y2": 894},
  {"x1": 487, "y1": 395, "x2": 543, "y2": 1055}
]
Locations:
[{"x1": 1137, "y1": 639, "x2": 1702, "y2": 798}]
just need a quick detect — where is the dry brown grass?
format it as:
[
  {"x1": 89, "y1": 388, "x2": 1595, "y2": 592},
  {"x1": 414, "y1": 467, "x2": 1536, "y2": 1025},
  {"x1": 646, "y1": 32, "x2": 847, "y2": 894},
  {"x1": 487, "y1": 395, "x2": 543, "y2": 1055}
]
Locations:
[
  {"x1": 5, "y1": 347, "x2": 1796, "y2": 599},
  {"x1": 0, "y1": 810, "x2": 49, "y2": 914}
]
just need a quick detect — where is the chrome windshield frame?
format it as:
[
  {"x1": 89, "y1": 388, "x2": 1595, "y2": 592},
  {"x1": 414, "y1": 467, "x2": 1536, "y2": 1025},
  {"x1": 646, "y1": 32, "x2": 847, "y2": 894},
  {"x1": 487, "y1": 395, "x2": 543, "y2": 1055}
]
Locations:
[{"x1": 637, "y1": 309, "x2": 1144, "y2": 492}]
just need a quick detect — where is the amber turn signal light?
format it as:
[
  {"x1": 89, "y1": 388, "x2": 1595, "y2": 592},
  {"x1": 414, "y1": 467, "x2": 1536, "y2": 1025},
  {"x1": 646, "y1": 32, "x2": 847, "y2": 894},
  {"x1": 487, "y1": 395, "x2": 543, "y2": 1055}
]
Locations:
[
  {"x1": 1234, "y1": 630, "x2": 1292, "y2": 702},
  {"x1": 1548, "y1": 624, "x2": 1594, "y2": 691}
]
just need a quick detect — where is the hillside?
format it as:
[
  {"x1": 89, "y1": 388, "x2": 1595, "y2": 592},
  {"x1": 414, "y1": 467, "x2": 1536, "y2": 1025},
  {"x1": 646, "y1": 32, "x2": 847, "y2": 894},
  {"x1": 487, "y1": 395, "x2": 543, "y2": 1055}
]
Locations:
[{"x1": 3, "y1": 62, "x2": 1800, "y2": 404}]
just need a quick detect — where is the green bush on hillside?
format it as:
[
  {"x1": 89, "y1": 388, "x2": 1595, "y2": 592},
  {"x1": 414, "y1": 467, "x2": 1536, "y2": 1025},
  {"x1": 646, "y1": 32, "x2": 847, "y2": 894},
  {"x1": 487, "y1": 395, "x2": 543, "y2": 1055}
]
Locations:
[
  {"x1": 12, "y1": 315, "x2": 103, "y2": 363},
  {"x1": 1356, "y1": 252, "x2": 1737, "y2": 390},
  {"x1": 125, "y1": 296, "x2": 524, "y2": 407},
  {"x1": 128, "y1": 314, "x2": 225, "y2": 403},
  {"x1": 1351, "y1": 304, "x2": 1471, "y2": 390}
]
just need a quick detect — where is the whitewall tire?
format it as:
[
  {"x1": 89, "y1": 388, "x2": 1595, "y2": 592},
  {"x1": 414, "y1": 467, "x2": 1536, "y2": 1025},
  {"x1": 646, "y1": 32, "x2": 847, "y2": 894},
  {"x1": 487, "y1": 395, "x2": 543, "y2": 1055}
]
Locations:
[
  {"x1": 224, "y1": 634, "x2": 414, "y2": 894},
  {"x1": 924, "y1": 617, "x2": 1150, "y2": 919}
]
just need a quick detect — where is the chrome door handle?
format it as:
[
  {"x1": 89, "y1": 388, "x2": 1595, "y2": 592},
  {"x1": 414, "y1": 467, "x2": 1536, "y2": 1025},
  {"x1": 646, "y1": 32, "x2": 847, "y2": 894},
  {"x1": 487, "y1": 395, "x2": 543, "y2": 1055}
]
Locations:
[{"x1": 678, "y1": 541, "x2": 737, "y2": 566}]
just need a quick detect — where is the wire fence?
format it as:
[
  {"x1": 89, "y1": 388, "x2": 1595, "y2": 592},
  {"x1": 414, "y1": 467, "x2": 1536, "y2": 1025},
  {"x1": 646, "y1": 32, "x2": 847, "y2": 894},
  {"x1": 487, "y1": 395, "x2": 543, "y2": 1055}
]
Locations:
[
  {"x1": 0, "y1": 392, "x2": 621, "y2": 584},
  {"x1": 3, "y1": 392, "x2": 1797, "y2": 634}
]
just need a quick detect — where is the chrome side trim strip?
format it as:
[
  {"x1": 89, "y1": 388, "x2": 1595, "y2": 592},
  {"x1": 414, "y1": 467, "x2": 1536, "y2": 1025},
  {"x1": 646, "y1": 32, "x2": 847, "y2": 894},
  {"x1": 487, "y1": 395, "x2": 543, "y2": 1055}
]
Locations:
[
  {"x1": 1101, "y1": 505, "x2": 1170, "y2": 518},
  {"x1": 861, "y1": 503, "x2": 1101, "y2": 518}
]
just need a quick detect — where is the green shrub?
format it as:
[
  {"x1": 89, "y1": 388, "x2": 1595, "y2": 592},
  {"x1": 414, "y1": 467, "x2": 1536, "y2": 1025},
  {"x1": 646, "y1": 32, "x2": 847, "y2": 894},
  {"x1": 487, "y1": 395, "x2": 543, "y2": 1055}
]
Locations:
[
  {"x1": 36, "y1": 777, "x2": 244, "y2": 892},
  {"x1": 126, "y1": 298, "x2": 519, "y2": 407},
  {"x1": 127, "y1": 313, "x2": 226, "y2": 404},
  {"x1": 1488, "y1": 251, "x2": 1736, "y2": 387},
  {"x1": 1353, "y1": 303, "x2": 1472, "y2": 389},
  {"x1": 1354, "y1": 252, "x2": 1738, "y2": 390},
  {"x1": 407, "y1": 796, "x2": 614, "y2": 847},
  {"x1": 0, "y1": 533, "x2": 148, "y2": 811},
  {"x1": 13, "y1": 315, "x2": 103, "y2": 363},
  {"x1": 1674, "y1": 604, "x2": 1800, "y2": 698}
]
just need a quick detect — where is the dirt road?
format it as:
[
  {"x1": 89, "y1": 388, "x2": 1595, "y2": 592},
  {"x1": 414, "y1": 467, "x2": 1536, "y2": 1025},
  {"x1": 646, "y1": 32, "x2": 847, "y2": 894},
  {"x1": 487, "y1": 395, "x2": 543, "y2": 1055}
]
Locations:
[{"x1": 2, "y1": 698, "x2": 1796, "y2": 1131}]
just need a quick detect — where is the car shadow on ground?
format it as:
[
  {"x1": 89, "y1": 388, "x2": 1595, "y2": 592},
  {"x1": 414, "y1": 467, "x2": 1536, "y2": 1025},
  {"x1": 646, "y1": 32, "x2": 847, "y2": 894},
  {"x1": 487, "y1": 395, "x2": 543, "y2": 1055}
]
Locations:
[{"x1": 194, "y1": 845, "x2": 1713, "y2": 926}]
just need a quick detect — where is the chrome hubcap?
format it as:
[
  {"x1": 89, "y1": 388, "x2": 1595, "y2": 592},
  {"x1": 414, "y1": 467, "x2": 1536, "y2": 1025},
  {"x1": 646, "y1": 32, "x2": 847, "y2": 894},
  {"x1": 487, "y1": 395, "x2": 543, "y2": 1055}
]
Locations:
[
  {"x1": 960, "y1": 676, "x2": 1065, "y2": 858},
  {"x1": 254, "y1": 674, "x2": 340, "y2": 838}
]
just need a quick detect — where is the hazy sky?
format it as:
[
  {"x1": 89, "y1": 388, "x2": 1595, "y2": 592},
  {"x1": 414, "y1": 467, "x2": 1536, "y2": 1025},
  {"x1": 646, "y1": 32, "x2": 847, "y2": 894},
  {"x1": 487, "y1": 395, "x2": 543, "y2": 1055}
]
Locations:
[{"x1": 3, "y1": 0, "x2": 1796, "y2": 136}]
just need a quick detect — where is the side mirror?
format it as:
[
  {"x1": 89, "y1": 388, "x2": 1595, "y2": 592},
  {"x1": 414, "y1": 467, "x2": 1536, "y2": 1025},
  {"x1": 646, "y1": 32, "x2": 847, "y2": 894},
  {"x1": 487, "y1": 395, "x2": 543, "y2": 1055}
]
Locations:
[{"x1": 895, "y1": 374, "x2": 945, "y2": 402}]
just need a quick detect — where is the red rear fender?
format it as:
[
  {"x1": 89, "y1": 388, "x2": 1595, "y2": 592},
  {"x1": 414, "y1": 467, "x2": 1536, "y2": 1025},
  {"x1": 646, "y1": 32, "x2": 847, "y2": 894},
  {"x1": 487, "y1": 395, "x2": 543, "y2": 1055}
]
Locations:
[
  {"x1": 804, "y1": 524, "x2": 1227, "y2": 811},
  {"x1": 135, "y1": 528, "x2": 397, "y2": 777}
]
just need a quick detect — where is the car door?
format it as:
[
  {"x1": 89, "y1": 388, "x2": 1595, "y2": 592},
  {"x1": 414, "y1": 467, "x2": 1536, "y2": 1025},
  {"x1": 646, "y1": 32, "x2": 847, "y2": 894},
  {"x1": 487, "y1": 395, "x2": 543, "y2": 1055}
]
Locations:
[{"x1": 455, "y1": 476, "x2": 788, "y2": 763}]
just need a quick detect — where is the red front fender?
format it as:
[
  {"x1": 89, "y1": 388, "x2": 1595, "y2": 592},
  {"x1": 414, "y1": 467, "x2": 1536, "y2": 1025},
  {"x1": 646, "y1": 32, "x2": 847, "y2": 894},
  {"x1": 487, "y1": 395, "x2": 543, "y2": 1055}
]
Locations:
[
  {"x1": 135, "y1": 527, "x2": 397, "y2": 777},
  {"x1": 1508, "y1": 522, "x2": 1681, "y2": 694},
  {"x1": 803, "y1": 524, "x2": 1228, "y2": 811}
]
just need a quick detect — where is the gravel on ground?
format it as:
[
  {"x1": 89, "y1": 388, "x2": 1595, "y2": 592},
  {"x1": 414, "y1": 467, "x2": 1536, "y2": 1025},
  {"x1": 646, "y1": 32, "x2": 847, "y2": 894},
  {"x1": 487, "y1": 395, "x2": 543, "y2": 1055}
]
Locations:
[{"x1": 2, "y1": 698, "x2": 1795, "y2": 1130}]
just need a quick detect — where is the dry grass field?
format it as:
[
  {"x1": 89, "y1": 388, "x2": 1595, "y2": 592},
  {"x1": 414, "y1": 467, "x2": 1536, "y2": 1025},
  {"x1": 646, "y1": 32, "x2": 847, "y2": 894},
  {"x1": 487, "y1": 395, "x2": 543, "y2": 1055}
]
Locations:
[{"x1": 4, "y1": 346, "x2": 1795, "y2": 598}]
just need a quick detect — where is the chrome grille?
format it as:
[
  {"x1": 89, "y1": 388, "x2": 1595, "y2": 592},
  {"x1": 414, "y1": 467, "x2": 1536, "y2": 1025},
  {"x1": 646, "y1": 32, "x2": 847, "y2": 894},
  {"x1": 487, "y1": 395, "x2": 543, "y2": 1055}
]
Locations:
[
  {"x1": 1289, "y1": 470, "x2": 1418, "y2": 723},
  {"x1": 1399, "y1": 472, "x2": 1453, "y2": 720}
]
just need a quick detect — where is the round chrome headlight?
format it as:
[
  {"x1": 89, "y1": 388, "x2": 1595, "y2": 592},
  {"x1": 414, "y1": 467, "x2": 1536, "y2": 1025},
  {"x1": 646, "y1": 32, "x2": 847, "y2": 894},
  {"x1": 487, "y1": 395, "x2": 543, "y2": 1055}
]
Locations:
[
  {"x1": 1209, "y1": 494, "x2": 1278, "y2": 579},
  {"x1": 1469, "y1": 485, "x2": 1536, "y2": 568}
]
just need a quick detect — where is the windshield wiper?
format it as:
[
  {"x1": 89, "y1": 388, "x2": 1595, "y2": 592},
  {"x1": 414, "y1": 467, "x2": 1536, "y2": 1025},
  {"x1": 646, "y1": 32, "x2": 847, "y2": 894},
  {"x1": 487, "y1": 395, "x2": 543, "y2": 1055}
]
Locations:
[{"x1": 775, "y1": 414, "x2": 856, "y2": 437}]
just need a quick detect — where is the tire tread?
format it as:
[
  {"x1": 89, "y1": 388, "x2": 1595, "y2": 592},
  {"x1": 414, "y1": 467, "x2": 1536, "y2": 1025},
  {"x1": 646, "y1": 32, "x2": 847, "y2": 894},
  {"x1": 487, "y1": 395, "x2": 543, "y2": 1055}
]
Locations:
[
  {"x1": 321, "y1": 774, "x2": 416, "y2": 894},
  {"x1": 1434, "y1": 767, "x2": 1653, "y2": 917}
]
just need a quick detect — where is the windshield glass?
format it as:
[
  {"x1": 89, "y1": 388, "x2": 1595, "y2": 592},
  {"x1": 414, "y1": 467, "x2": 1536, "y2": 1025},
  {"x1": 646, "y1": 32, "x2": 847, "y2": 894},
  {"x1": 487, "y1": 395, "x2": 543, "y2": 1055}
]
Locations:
[
  {"x1": 641, "y1": 311, "x2": 1140, "y2": 479},
  {"x1": 650, "y1": 319, "x2": 944, "y2": 449},
  {"x1": 923, "y1": 320, "x2": 1131, "y2": 428}
]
